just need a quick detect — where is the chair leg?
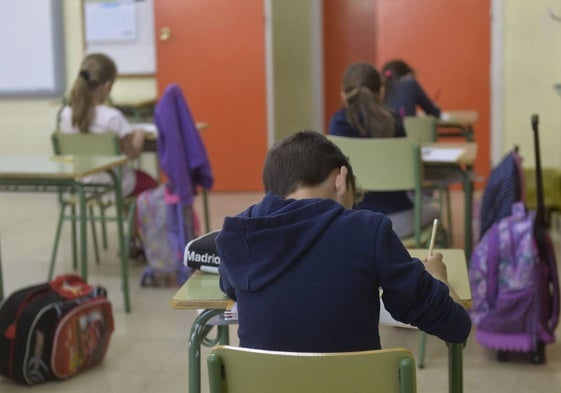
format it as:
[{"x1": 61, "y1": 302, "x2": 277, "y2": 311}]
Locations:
[
  {"x1": 443, "y1": 186, "x2": 453, "y2": 245},
  {"x1": 418, "y1": 331, "x2": 427, "y2": 368},
  {"x1": 89, "y1": 205, "x2": 101, "y2": 264},
  {"x1": 100, "y1": 203, "x2": 108, "y2": 250},
  {"x1": 49, "y1": 203, "x2": 67, "y2": 280},
  {"x1": 70, "y1": 203, "x2": 78, "y2": 272}
]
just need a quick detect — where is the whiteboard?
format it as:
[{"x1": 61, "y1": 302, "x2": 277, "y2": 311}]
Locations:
[
  {"x1": 84, "y1": 0, "x2": 156, "y2": 75},
  {"x1": 0, "y1": 0, "x2": 65, "y2": 97}
]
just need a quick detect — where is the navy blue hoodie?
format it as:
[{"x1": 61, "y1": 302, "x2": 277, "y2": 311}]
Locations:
[{"x1": 217, "y1": 192, "x2": 471, "y2": 352}]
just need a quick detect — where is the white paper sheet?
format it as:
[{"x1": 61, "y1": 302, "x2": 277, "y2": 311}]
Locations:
[
  {"x1": 85, "y1": 1, "x2": 137, "y2": 43},
  {"x1": 421, "y1": 147, "x2": 464, "y2": 163}
]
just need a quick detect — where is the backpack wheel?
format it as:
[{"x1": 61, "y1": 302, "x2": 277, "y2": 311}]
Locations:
[
  {"x1": 497, "y1": 350, "x2": 508, "y2": 362},
  {"x1": 531, "y1": 341, "x2": 546, "y2": 364}
]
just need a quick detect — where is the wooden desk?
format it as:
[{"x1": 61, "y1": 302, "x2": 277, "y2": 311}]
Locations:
[
  {"x1": 142, "y1": 122, "x2": 209, "y2": 152},
  {"x1": 422, "y1": 142, "x2": 477, "y2": 257},
  {"x1": 172, "y1": 248, "x2": 472, "y2": 393},
  {"x1": 437, "y1": 110, "x2": 479, "y2": 141},
  {"x1": 0, "y1": 155, "x2": 132, "y2": 312}
]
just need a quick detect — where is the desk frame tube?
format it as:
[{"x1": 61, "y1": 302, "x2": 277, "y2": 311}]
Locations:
[
  {"x1": 188, "y1": 309, "x2": 229, "y2": 393},
  {"x1": 0, "y1": 173, "x2": 130, "y2": 312}
]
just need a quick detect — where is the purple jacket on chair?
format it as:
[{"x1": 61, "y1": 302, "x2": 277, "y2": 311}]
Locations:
[{"x1": 154, "y1": 84, "x2": 214, "y2": 205}]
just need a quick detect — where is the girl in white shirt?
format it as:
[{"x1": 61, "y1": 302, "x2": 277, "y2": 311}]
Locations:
[{"x1": 59, "y1": 53, "x2": 157, "y2": 197}]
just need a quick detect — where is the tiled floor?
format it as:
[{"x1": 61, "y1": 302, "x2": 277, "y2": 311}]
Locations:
[{"x1": 1, "y1": 190, "x2": 560, "y2": 392}]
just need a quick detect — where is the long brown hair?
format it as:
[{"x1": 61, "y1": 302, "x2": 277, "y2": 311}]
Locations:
[
  {"x1": 342, "y1": 62, "x2": 395, "y2": 138},
  {"x1": 68, "y1": 53, "x2": 117, "y2": 133}
]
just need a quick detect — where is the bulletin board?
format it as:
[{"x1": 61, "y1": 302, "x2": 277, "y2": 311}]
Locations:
[
  {"x1": 83, "y1": 0, "x2": 156, "y2": 76},
  {"x1": 0, "y1": 0, "x2": 65, "y2": 97}
]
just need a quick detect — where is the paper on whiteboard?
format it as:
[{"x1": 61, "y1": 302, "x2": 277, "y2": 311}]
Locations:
[
  {"x1": 421, "y1": 147, "x2": 464, "y2": 163},
  {"x1": 85, "y1": 2, "x2": 137, "y2": 43}
]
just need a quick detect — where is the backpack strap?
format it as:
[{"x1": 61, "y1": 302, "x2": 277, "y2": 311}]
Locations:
[
  {"x1": 542, "y1": 233, "x2": 560, "y2": 331},
  {"x1": 484, "y1": 224, "x2": 501, "y2": 308}
]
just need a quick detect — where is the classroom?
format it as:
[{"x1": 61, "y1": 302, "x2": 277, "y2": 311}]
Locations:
[{"x1": 1, "y1": 1, "x2": 561, "y2": 392}]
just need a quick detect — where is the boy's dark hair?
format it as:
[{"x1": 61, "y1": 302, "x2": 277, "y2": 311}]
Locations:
[{"x1": 263, "y1": 130, "x2": 356, "y2": 197}]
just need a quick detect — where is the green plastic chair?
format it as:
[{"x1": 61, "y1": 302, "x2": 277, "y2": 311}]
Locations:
[
  {"x1": 50, "y1": 132, "x2": 136, "y2": 279},
  {"x1": 327, "y1": 135, "x2": 440, "y2": 248},
  {"x1": 524, "y1": 167, "x2": 561, "y2": 228},
  {"x1": 404, "y1": 115, "x2": 453, "y2": 244},
  {"x1": 207, "y1": 345, "x2": 417, "y2": 393}
]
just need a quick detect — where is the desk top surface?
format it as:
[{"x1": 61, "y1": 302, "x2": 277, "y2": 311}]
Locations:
[
  {"x1": 171, "y1": 248, "x2": 472, "y2": 310},
  {"x1": 422, "y1": 142, "x2": 477, "y2": 166},
  {"x1": 438, "y1": 110, "x2": 479, "y2": 126},
  {"x1": 0, "y1": 155, "x2": 128, "y2": 179}
]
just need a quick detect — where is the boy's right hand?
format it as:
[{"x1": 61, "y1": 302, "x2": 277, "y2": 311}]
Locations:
[{"x1": 423, "y1": 252, "x2": 448, "y2": 283}]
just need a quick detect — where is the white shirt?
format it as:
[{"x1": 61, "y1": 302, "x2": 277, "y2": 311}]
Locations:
[{"x1": 59, "y1": 105, "x2": 136, "y2": 197}]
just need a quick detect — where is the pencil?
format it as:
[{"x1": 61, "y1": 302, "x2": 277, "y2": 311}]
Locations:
[{"x1": 427, "y1": 218, "x2": 439, "y2": 259}]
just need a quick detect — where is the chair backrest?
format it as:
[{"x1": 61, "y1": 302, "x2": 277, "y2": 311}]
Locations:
[
  {"x1": 327, "y1": 135, "x2": 423, "y2": 246},
  {"x1": 207, "y1": 345, "x2": 417, "y2": 393},
  {"x1": 51, "y1": 132, "x2": 121, "y2": 156},
  {"x1": 403, "y1": 116, "x2": 437, "y2": 143}
]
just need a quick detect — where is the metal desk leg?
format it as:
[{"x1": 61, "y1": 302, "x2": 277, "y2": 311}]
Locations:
[
  {"x1": 188, "y1": 309, "x2": 225, "y2": 393},
  {"x1": 106, "y1": 170, "x2": 130, "y2": 313},
  {"x1": 71, "y1": 183, "x2": 88, "y2": 281},
  {"x1": 449, "y1": 343, "x2": 463, "y2": 393},
  {"x1": 461, "y1": 169, "x2": 474, "y2": 259}
]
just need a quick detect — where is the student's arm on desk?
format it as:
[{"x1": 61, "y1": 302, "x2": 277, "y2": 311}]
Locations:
[
  {"x1": 120, "y1": 129, "x2": 150, "y2": 160},
  {"x1": 424, "y1": 252, "x2": 464, "y2": 308}
]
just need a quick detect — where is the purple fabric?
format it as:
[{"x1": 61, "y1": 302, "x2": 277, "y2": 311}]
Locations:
[
  {"x1": 155, "y1": 84, "x2": 213, "y2": 205},
  {"x1": 479, "y1": 150, "x2": 523, "y2": 239},
  {"x1": 470, "y1": 201, "x2": 559, "y2": 352}
]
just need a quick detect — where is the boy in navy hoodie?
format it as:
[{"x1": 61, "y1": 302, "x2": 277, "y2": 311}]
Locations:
[{"x1": 216, "y1": 130, "x2": 470, "y2": 352}]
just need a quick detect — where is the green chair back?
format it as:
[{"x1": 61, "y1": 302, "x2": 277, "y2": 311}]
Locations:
[
  {"x1": 403, "y1": 116, "x2": 438, "y2": 143},
  {"x1": 327, "y1": 135, "x2": 426, "y2": 247},
  {"x1": 51, "y1": 132, "x2": 121, "y2": 156},
  {"x1": 207, "y1": 345, "x2": 417, "y2": 393}
]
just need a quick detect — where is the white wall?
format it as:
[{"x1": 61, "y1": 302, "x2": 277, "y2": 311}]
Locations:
[
  {"x1": 0, "y1": 0, "x2": 156, "y2": 155},
  {"x1": 503, "y1": 1, "x2": 561, "y2": 168}
]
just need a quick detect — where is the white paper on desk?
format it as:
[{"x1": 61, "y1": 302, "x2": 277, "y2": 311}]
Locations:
[
  {"x1": 421, "y1": 147, "x2": 464, "y2": 163},
  {"x1": 135, "y1": 123, "x2": 158, "y2": 133}
]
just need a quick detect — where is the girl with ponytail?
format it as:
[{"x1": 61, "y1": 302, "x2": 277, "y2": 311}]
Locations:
[
  {"x1": 60, "y1": 53, "x2": 157, "y2": 198},
  {"x1": 328, "y1": 62, "x2": 439, "y2": 238}
]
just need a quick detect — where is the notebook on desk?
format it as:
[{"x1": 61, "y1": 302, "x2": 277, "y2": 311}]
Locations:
[{"x1": 421, "y1": 146, "x2": 464, "y2": 163}]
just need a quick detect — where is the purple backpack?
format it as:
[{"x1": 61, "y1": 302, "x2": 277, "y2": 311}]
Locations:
[
  {"x1": 469, "y1": 201, "x2": 559, "y2": 353},
  {"x1": 136, "y1": 185, "x2": 196, "y2": 286}
]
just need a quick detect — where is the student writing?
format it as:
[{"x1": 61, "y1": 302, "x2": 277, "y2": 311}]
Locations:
[{"x1": 217, "y1": 131, "x2": 471, "y2": 353}]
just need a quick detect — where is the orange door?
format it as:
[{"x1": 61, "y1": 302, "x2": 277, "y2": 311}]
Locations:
[{"x1": 154, "y1": 0, "x2": 267, "y2": 191}]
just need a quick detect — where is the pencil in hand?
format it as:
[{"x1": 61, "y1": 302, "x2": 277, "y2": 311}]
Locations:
[{"x1": 427, "y1": 218, "x2": 439, "y2": 259}]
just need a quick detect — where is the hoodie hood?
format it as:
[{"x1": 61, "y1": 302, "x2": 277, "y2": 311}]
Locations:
[{"x1": 216, "y1": 192, "x2": 344, "y2": 293}]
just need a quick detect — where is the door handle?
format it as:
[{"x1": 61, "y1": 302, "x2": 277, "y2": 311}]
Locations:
[{"x1": 158, "y1": 27, "x2": 172, "y2": 41}]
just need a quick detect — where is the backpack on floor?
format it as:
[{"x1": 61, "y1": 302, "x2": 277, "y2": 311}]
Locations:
[
  {"x1": 0, "y1": 274, "x2": 113, "y2": 385},
  {"x1": 136, "y1": 184, "x2": 196, "y2": 286},
  {"x1": 469, "y1": 201, "x2": 559, "y2": 357}
]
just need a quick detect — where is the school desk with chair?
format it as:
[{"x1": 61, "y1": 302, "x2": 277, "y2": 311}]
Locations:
[
  {"x1": 437, "y1": 110, "x2": 479, "y2": 141},
  {"x1": 0, "y1": 154, "x2": 132, "y2": 312},
  {"x1": 422, "y1": 142, "x2": 478, "y2": 257},
  {"x1": 171, "y1": 248, "x2": 472, "y2": 393}
]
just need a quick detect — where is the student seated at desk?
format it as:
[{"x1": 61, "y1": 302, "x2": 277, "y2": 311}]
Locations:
[
  {"x1": 59, "y1": 53, "x2": 158, "y2": 198},
  {"x1": 328, "y1": 62, "x2": 440, "y2": 238},
  {"x1": 216, "y1": 131, "x2": 470, "y2": 353},
  {"x1": 382, "y1": 59, "x2": 441, "y2": 119}
]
